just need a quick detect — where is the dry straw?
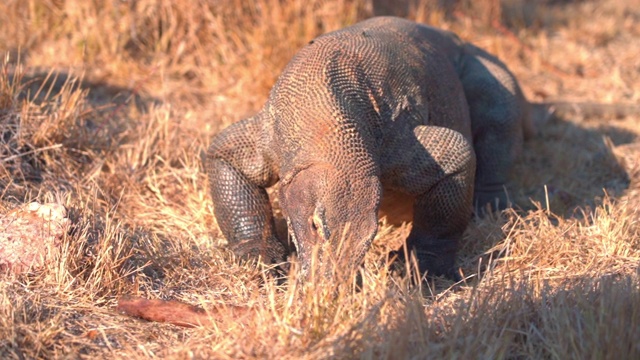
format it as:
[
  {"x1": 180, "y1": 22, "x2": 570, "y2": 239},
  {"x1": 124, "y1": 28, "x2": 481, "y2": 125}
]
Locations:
[{"x1": 1, "y1": 0, "x2": 639, "y2": 358}]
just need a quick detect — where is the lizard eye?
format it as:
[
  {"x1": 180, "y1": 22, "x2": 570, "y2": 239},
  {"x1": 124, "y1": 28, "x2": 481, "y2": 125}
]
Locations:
[
  {"x1": 309, "y1": 216, "x2": 321, "y2": 234},
  {"x1": 310, "y1": 206, "x2": 331, "y2": 240}
]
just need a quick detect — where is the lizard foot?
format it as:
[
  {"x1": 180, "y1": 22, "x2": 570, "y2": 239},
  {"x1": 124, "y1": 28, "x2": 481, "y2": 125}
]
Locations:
[
  {"x1": 229, "y1": 238, "x2": 291, "y2": 281},
  {"x1": 388, "y1": 248, "x2": 461, "y2": 282},
  {"x1": 474, "y1": 188, "x2": 510, "y2": 216}
]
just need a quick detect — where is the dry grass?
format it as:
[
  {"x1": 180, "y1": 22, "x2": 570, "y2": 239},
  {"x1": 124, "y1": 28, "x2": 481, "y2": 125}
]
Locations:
[{"x1": 1, "y1": 0, "x2": 639, "y2": 358}]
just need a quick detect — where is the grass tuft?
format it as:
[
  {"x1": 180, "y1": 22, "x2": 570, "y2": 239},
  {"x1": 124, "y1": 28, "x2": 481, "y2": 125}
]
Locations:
[{"x1": 1, "y1": 0, "x2": 639, "y2": 358}]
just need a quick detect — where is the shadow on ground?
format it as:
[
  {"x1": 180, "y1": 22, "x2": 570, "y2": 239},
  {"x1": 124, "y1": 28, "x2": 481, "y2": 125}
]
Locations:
[
  {"x1": 507, "y1": 114, "x2": 635, "y2": 217},
  {"x1": 11, "y1": 70, "x2": 161, "y2": 111},
  {"x1": 1, "y1": 69, "x2": 163, "y2": 197},
  {"x1": 456, "y1": 113, "x2": 638, "y2": 283}
]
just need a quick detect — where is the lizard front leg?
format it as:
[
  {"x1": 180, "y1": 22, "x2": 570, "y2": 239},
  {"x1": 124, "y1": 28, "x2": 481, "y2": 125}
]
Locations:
[
  {"x1": 206, "y1": 114, "x2": 287, "y2": 265},
  {"x1": 383, "y1": 125, "x2": 475, "y2": 279}
]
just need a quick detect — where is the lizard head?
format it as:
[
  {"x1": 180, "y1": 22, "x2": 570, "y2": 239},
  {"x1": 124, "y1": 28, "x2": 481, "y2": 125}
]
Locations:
[{"x1": 279, "y1": 163, "x2": 381, "y2": 281}]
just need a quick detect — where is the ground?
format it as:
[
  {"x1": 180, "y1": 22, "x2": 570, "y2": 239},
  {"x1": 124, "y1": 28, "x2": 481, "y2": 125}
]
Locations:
[{"x1": 1, "y1": 0, "x2": 639, "y2": 358}]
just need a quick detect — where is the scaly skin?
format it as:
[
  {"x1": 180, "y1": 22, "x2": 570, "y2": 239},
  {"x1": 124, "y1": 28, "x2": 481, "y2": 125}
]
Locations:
[{"x1": 207, "y1": 17, "x2": 531, "y2": 280}]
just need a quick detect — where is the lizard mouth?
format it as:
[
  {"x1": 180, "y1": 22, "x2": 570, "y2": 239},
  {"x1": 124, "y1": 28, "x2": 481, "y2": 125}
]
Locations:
[
  {"x1": 285, "y1": 217, "x2": 376, "y2": 281},
  {"x1": 286, "y1": 217, "x2": 299, "y2": 252},
  {"x1": 286, "y1": 216, "x2": 312, "y2": 276}
]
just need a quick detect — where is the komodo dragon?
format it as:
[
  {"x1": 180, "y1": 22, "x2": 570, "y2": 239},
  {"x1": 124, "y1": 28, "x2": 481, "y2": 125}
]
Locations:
[
  {"x1": 117, "y1": 16, "x2": 640, "y2": 328},
  {"x1": 206, "y1": 16, "x2": 533, "y2": 281}
]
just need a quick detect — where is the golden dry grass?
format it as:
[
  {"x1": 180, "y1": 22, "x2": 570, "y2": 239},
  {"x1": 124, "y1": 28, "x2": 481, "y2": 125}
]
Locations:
[{"x1": 1, "y1": 0, "x2": 639, "y2": 358}]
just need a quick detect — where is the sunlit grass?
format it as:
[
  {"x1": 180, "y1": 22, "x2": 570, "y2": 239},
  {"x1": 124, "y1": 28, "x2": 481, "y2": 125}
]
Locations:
[{"x1": 1, "y1": 0, "x2": 639, "y2": 358}]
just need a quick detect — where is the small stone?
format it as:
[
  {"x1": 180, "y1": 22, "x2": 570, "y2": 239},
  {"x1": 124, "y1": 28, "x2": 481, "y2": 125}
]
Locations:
[{"x1": 0, "y1": 201, "x2": 71, "y2": 274}]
